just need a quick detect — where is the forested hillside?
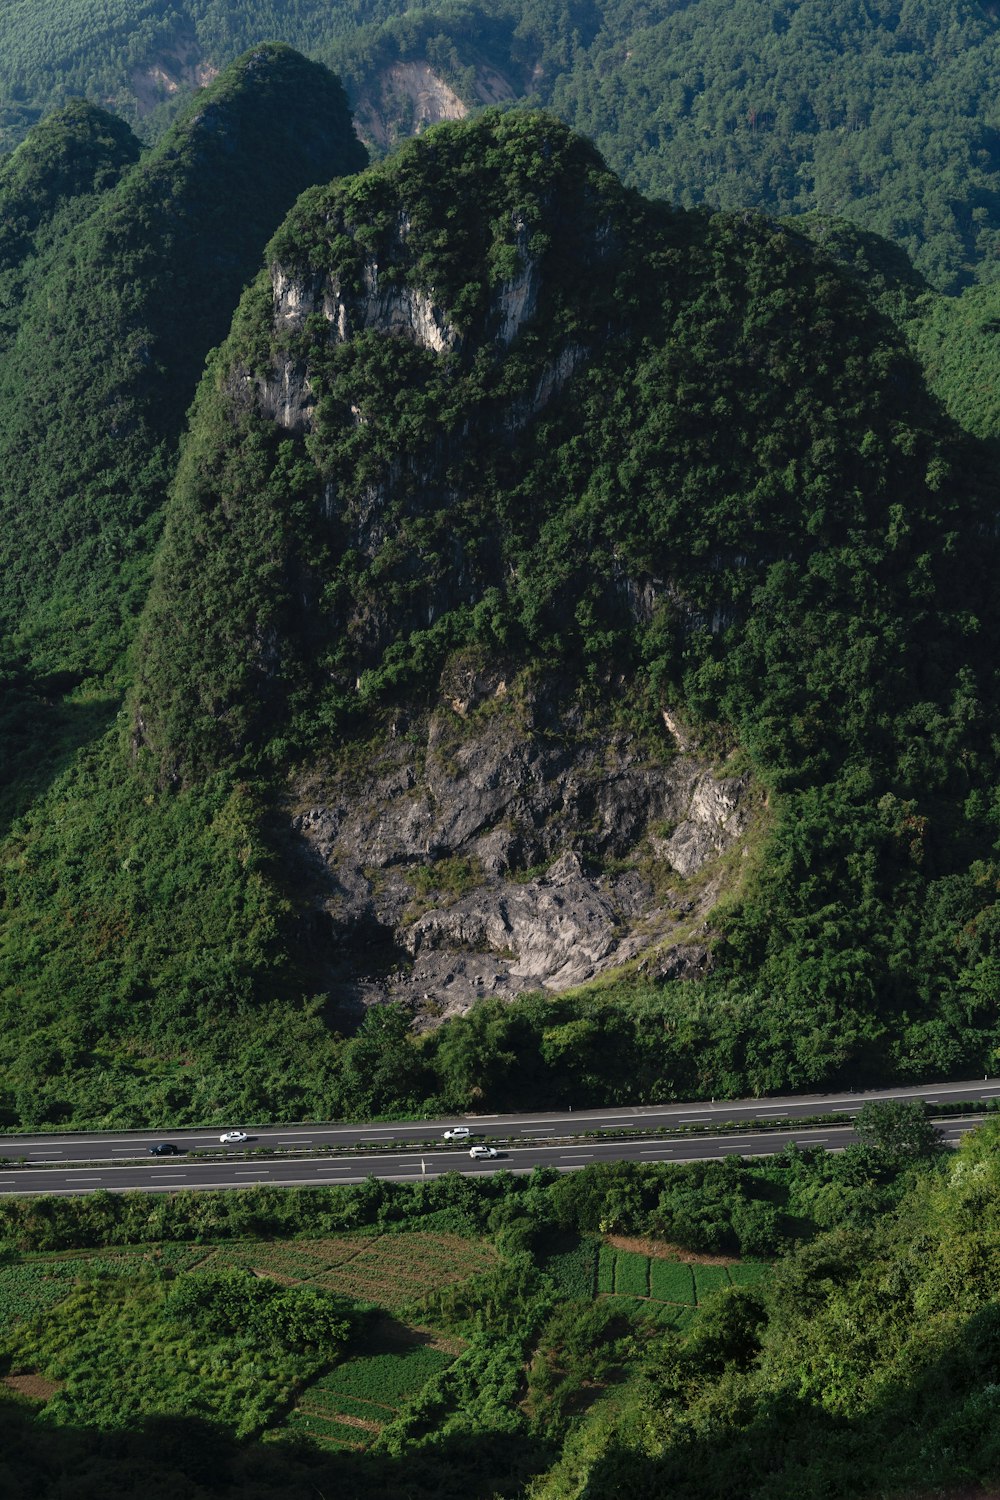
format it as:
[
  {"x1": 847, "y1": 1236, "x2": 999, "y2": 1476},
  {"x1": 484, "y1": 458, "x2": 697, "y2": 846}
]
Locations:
[
  {"x1": 0, "y1": 43, "x2": 364, "y2": 682},
  {"x1": 3, "y1": 2, "x2": 1000, "y2": 289},
  {"x1": 6, "y1": 15, "x2": 1000, "y2": 1499},
  {"x1": 2, "y1": 108, "x2": 1000, "y2": 1129},
  {"x1": 0, "y1": 44, "x2": 365, "y2": 830}
]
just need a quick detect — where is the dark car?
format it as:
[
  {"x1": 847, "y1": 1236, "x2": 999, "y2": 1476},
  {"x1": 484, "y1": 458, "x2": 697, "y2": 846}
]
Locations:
[{"x1": 149, "y1": 1143, "x2": 182, "y2": 1156}]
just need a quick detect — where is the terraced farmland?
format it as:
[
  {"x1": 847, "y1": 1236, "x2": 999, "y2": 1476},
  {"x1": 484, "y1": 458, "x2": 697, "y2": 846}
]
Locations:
[
  {"x1": 196, "y1": 1231, "x2": 498, "y2": 1309},
  {"x1": 287, "y1": 1337, "x2": 456, "y2": 1449},
  {"x1": 305, "y1": 1233, "x2": 499, "y2": 1309},
  {"x1": 597, "y1": 1245, "x2": 769, "y2": 1314}
]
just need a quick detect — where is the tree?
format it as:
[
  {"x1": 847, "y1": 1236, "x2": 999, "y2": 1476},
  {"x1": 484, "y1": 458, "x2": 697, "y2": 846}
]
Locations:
[{"x1": 854, "y1": 1099, "x2": 942, "y2": 1170}]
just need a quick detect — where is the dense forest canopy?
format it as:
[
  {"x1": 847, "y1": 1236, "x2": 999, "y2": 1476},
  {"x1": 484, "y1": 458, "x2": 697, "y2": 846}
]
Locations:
[
  {"x1": 0, "y1": 44, "x2": 365, "y2": 836},
  {"x1": 3, "y1": 2, "x2": 1000, "y2": 287}
]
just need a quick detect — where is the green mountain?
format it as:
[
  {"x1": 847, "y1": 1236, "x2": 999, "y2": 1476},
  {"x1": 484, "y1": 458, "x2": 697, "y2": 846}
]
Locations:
[
  {"x1": 3, "y1": 2, "x2": 1000, "y2": 290},
  {"x1": 0, "y1": 44, "x2": 366, "y2": 833},
  {"x1": 0, "y1": 42, "x2": 365, "y2": 687},
  {"x1": 2, "y1": 108, "x2": 999, "y2": 1130}
]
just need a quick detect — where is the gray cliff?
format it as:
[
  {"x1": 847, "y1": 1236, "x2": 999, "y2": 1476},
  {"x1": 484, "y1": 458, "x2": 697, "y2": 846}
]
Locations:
[{"x1": 284, "y1": 667, "x2": 756, "y2": 1024}]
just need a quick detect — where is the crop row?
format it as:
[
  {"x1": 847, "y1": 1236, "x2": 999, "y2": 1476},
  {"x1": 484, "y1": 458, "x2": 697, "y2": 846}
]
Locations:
[
  {"x1": 648, "y1": 1259, "x2": 695, "y2": 1303},
  {"x1": 599, "y1": 1248, "x2": 771, "y2": 1306},
  {"x1": 308, "y1": 1260, "x2": 484, "y2": 1307},
  {"x1": 378, "y1": 1232, "x2": 497, "y2": 1265},
  {"x1": 614, "y1": 1250, "x2": 650, "y2": 1297},
  {"x1": 340, "y1": 1241, "x2": 494, "y2": 1279},
  {"x1": 0, "y1": 1264, "x2": 75, "y2": 1322},
  {"x1": 301, "y1": 1389, "x2": 396, "y2": 1422},
  {"x1": 286, "y1": 1409, "x2": 367, "y2": 1447},
  {"x1": 314, "y1": 1347, "x2": 453, "y2": 1405}
]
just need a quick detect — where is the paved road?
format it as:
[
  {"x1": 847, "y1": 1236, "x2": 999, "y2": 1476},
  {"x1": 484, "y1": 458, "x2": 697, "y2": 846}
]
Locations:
[
  {"x1": 1, "y1": 1075, "x2": 997, "y2": 1168},
  {"x1": 0, "y1": 1102, "x2": 984, "y2": 1197}
]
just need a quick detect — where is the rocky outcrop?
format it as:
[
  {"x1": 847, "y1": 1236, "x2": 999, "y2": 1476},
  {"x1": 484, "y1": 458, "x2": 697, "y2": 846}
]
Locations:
[
  {"x1": 352, "y1": 60, "x2": 517, "y2": 153},
  {"x1": 130, "y1": 29, "x2": 219, "y2": 115},
  {"x1": 287, "y1": 675, "x2": 755, "y2": 1023},
  {"x1": 353, "y1": 63, "x2": 469, "y2": 152}
]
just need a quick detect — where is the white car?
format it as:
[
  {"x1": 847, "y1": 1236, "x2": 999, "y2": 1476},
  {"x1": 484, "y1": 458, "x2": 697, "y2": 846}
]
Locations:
[
  {"x1": 443, "y1": 1126, "x2": 471, "y2": 1141},
  {"x1": 469, "y1": 1145, "x2": 499, "y2": 1160},
  {"x1": 219, "y1": 1130, "x2": 249, "y2": 1145}
]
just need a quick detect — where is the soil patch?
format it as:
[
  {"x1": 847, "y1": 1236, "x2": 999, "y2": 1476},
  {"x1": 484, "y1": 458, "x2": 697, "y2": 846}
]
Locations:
[
  {"x1": 325, "y1": 1410, "x2": 382, "y2": 1433},
  {"x1": 605, "y1": 1235, "x2": 740, "y2": 1266},
  {"x1": 3, "y1": 1372, "x2": 62, "y2": 1401}
]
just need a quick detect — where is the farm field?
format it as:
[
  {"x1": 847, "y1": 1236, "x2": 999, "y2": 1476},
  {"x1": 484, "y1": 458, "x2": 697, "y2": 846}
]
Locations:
[
  {"x1": 0, "y1": 1228, "x2": 489, "y2": 1445},
  {"x1": 0, "y1": 1243, "x2": 212, "y2": 1323},
  {"x1": 599, "y1": 1244, "x2": 769, "y2": 1312},
  {"x1": 0, "y1": 1231, "x2": 497, "y2": 1331},
  {"x1": 287, "y1": 1337, "x2": 455, "y2": 1449},
  {"x1": 0, "y1": 1209, "x2": 772, "y2": 1488},
  {"x1": 167, "y1": 1230, "x2": 499, "y2": 1308},
  {"x1": 548, "y1": 1236, "x2": 767, "y2": 1313}
]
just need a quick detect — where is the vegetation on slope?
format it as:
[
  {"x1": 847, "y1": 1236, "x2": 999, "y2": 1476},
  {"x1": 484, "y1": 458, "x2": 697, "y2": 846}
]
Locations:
[
  {"x1": 4, "y1": 3, "x2": 1000, "y2": 289},
  {"x1": 0, "y1": 42, "x2": 365, "y2": 692},
  {"x1": 3, "y1": 112, "x2": 1000, "y2": 1128},
  {"x1": 131, "y1": 111, "x2": 1000, "y2": 1100}
]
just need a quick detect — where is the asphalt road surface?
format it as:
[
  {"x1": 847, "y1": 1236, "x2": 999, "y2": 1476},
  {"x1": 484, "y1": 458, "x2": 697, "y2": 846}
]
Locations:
[{"x1": 0, "y1": 1078, "x2": 991, "y2": 1196}]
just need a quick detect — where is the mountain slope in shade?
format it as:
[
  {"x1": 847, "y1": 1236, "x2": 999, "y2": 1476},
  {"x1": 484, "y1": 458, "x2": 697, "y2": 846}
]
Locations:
[{"x1": 0, "y1": 42, "x2": 366, "y2": 688}]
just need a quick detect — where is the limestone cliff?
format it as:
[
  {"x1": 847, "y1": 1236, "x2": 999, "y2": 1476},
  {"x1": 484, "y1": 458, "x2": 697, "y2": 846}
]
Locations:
[{"x1": 287, "y1": 671, "x2": 758, "y2": 1023}]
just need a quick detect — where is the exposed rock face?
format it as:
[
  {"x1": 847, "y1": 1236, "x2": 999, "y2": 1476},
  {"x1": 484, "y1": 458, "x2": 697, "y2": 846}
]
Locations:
[
  {"x1": 130, "y1": 31, "x2": 219, "y2": 115},
  {"x1": 287, "y1": 676, "x2": 753, "y2": 1024},
  {"x1": 352, "y1": 61, "x2": 517, "y2": 152},
  {"x1": 354, "y1": 62, "x2": 469, "y2": 151}
]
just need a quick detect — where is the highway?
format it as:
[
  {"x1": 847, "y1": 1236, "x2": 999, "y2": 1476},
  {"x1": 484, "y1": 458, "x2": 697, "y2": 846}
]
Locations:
[{"x1": 0, "y1": 1077, "x2": 992, "y2": 1196}]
